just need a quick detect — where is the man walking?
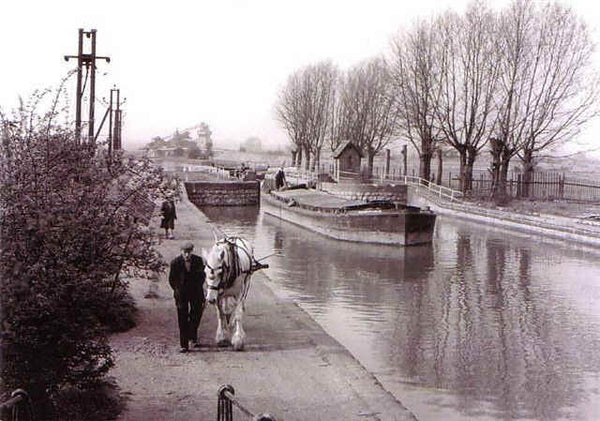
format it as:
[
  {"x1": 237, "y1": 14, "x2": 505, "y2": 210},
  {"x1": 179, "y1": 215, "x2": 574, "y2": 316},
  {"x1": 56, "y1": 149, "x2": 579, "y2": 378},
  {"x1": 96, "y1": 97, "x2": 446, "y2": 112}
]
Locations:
[{"x1": 169, "y1": 242, "x2": 206, "y2": 353}]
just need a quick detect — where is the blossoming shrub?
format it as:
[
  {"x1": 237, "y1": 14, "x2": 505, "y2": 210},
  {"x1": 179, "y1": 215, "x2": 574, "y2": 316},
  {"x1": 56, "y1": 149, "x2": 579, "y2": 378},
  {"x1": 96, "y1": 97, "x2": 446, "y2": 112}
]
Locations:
[{"x1": 0, "y1": 91, "x2": 167, "y2": 417}]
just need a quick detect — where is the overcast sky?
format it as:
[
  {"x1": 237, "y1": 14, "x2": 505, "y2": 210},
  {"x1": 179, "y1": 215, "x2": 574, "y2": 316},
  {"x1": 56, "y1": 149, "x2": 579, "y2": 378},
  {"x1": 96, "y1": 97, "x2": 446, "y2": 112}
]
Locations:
[{"x1": 2, "y1": 0, "x2": 600, "y2": 155}]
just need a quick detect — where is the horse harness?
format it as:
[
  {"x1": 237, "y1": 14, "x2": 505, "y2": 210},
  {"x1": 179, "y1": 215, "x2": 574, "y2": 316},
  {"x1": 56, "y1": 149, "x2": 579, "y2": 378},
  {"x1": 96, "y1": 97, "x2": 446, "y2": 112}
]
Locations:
[{"x1": 205, "y1": 237, "x2": 254, "y2": 295}]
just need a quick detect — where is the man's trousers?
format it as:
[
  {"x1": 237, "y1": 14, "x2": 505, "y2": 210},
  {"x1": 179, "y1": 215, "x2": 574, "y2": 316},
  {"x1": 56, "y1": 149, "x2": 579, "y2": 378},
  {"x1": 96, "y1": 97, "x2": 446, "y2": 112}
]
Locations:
[{"x1": 176, "y1": 295, "x2": 205, "y2": 348}]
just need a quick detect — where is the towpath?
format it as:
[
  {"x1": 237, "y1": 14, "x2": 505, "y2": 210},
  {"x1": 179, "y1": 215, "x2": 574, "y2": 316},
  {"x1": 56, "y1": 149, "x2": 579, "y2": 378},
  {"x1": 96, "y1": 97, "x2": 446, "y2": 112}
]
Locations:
[{"x1": 110, "y1": 191, "x2": 417, "y2": 421}]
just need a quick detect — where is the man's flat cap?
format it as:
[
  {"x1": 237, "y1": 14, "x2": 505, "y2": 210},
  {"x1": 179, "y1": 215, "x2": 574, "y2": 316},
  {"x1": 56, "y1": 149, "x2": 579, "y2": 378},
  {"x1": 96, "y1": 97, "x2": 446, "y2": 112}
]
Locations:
[{"x1": 181, "y1": 242, "x2": 194, "y2": 251}]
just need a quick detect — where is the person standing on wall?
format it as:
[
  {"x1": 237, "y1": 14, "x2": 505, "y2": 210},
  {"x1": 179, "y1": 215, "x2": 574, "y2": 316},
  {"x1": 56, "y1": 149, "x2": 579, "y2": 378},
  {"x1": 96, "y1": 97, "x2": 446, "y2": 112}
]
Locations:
[
  {"x1": 160, "y1": 195, "x2": 177, "y2": 239},
  {"x1": 275, "y1": 166, "x2": 286, "y2": 190},
  {"x1": 168, "y1": 242, "x2": 206, "y2": 353}
]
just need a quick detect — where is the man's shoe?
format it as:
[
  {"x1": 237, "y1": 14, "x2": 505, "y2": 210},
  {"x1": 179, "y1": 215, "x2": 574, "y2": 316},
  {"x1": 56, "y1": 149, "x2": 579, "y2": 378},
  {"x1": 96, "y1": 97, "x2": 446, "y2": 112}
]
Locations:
[{"x1": 179, "y1": 347, "x2": 188, "y2": 353}]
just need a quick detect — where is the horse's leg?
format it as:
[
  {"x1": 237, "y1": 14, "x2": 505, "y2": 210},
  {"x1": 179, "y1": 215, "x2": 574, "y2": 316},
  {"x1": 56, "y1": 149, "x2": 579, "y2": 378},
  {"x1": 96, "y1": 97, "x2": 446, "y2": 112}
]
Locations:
[
  {"x1": 215, "y1": 300, "x2": 230, "y2": 346},
  {"x1": 231, "y1": 301, "x2": 246, "y2": 351}
]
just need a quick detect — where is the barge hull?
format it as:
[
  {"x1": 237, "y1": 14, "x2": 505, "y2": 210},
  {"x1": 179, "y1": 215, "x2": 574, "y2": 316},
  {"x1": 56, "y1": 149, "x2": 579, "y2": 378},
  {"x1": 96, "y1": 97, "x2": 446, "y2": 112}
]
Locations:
[{"x1": 261, "y1": 192, "x2": 436, "y2": 246}]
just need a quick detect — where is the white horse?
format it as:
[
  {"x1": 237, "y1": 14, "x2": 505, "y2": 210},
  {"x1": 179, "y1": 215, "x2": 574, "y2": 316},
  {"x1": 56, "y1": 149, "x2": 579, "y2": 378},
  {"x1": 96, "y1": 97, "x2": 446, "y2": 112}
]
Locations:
[{"x1": 202, "y1": 235, "x2": 256, "y2": 351}]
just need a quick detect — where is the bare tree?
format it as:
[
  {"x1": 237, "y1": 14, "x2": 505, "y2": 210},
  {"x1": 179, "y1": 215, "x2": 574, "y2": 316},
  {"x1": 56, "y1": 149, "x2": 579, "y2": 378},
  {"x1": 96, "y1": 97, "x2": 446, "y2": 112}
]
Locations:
[
  {"x1": 515, "y1": 1, "x2": 598, "y2": 193},
  {"x1": 389, "y1": 20, "x2": 442, "y2": 181},
  {"x1": 334, "y1": 57, "x2": 398, "y2": 178},
  {"x1": 433, "y1": 3, "x2": 501, "y2": 194},
  {"x1": 275, "y1": 61, "x2": 338, "y2": 170},
  {"x1": 330, "y1": 75, "x2": 353, "y2": 153},
  {"x1": 490, "y1": 0, "x2": 598, "y2": 202},
  {"x1": 275, "y1": 71, "x2": 308, "y2": 168},
  {"x1": 303, "y1": 62, "x2": 338, "y2": 170},
  {"x1": 489, "y1": 0, "x2": 536, "y2": 202}
]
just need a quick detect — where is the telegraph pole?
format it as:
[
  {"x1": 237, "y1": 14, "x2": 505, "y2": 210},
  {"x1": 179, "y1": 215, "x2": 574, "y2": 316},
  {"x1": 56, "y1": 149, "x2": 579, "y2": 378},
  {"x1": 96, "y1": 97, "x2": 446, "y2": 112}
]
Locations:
[
  {"x1": 108, "y1": 87, "x2": 125, "y2": 153},
  {"x1": 114, "y1": 89, "x2": 122, "y2": 151},
  {"x1": 108, "y1": 88, "x2": 115, "y2": 154},
  {"x1": 64, "y1": 29, "x2": 110, "y2": 143},
  {"x1": 115, "y1": 108, "x2": 123, "y2": 151}
]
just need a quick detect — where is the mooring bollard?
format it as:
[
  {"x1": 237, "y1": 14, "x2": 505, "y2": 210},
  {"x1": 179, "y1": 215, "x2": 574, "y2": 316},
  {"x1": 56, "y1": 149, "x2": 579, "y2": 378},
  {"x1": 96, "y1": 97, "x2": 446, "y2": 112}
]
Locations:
[{"x1": 217, "y1": 385, "x2": 276, "y2": 421}]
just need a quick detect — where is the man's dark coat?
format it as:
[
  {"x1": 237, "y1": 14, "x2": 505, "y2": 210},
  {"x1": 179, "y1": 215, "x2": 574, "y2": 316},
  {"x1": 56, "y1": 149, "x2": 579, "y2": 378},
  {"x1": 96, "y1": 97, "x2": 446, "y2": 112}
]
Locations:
[
  {"x1": 168, "y1": 254, "x2": 206, "y2": 348},
  {"x1": 169, "y1": 254, "x2": 205, "y2": 300}
]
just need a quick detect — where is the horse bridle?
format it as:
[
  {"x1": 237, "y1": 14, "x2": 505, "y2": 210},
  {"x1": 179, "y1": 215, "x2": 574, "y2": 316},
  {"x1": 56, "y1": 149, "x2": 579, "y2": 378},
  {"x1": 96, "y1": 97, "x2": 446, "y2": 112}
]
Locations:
[{"x1": 205, "y1": 259, "x2": 229, "y2": 292}]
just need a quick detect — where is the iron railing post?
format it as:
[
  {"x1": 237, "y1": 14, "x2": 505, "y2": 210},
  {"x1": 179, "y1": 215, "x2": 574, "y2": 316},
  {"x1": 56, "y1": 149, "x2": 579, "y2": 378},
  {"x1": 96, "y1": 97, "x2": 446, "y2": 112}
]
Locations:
[
  {"x1": 217, "y1": 385, "x2": 276, "y2": 421},
  {"x1": 0, "y1": 389, "x2": 35, "y2": 421}
]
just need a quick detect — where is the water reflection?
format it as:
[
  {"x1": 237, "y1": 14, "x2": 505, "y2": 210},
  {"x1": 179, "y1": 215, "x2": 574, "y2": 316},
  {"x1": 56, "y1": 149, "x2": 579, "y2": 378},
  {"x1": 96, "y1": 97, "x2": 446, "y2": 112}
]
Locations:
[
  {"x1": 200, "y1": 206, "x2": 600, "y2": 421},
  {"x1": 262, "y1": 216, "x2": 434, "y2": 301}
]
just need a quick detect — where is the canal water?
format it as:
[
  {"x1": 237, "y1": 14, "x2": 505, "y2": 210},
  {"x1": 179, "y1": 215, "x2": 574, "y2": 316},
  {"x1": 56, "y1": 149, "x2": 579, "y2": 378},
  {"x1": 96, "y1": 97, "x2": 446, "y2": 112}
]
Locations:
[{"x1": 199, "y1": 205, "x2": 600, "y2": 421}]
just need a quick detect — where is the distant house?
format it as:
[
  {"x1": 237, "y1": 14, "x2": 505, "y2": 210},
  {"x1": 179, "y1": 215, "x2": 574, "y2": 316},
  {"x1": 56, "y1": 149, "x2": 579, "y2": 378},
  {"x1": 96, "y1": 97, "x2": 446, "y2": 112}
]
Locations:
[
  {"x1": 333, "y1": 140, "x2": 363, "y2": 181},
  {"x1": 146, "y1": 147, "x2": 185, "y2": 158}
]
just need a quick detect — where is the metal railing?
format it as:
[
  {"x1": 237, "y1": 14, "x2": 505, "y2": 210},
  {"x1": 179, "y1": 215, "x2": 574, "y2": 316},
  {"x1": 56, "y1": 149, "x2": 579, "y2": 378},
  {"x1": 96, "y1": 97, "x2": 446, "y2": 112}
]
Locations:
[
  {"x1": 0, "y1": 389, "x2": 35, "y2": 421},
  {"x1": 217, "y1": 385, "x2": 276, "y2": 421},
  {"x1": 398, "y1": 175, "x2": 464, "y2": 202}
]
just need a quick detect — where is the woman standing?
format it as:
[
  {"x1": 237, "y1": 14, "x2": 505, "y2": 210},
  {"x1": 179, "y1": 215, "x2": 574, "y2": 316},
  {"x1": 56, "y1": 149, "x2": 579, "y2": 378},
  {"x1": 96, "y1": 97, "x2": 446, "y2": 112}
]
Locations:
[{"x1": 160, "y1": 195, "x2": 177, "y2": 239}]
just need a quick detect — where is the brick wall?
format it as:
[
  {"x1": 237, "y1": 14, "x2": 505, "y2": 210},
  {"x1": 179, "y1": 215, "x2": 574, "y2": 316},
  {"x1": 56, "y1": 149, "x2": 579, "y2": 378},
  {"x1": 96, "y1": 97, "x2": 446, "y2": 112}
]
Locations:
[{"x1": 185, "y1": 181, "x2": 260, "y2": 206}]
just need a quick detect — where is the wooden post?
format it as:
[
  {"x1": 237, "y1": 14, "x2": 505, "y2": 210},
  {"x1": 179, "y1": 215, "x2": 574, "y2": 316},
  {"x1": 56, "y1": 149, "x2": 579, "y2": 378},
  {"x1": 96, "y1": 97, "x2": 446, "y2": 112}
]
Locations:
[
  {"x1": 510, "y1": 172, "x2": 513, "y2": 198},
  {"x1": 402, "y1": 144, "x2": 407, "y2": 176},
  {"x1": 480, "y1": 172, "x2": 483, "y2": 194},
  {"x1": 559, "y1": 173, "x2": 565, "y2": 200},
  {"x1": 385, "y1": 149, "x2": 390, "y2": 180}
]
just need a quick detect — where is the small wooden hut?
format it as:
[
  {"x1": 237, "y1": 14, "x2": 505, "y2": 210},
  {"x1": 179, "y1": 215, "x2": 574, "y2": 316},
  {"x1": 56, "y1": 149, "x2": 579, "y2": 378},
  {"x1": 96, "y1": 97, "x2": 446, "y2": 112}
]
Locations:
[{"x1": 333, "y1": 140, "x2": 363, "y2": 181}]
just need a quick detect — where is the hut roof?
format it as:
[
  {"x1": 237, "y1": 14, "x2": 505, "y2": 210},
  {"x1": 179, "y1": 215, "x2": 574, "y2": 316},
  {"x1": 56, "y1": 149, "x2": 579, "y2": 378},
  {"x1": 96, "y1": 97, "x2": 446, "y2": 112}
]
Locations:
[{"x1": 332, "y1": 140, "x2": 363, "y2": 159}]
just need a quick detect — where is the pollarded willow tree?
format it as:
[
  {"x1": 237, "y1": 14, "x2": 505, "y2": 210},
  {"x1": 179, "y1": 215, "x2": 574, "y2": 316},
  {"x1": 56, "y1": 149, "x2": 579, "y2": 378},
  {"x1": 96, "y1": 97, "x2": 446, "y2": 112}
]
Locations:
[
  {"x1": 330, "y1": 73, "x2": 353, "y2": 153},
  {"x1": 303, "y1": 61, "x2": 339, "y2": 170},
  {"x1": 275, "y1": 70, "x2": 306, "y2": 167},
  {"x1": 389, "y1": 20, "x2": 442, "y2": 181},
  {"x1": 490, "y1": 0, "x2": 598, "y2": 202},
  {"x1": 275, "y1": 61, "x2": 338, "y2": 170},
  {"x1": 518, "y1": 1, "x2": 597, "y2": 194},
  {"x1": 488, "y1": 0, "x2": 536, "y2": 202},
  {"x1": 0, "y1": 87, "x2": 167, "y2": 415},
  {"x1": 334, "y1": 57, "x2": 399, "y2": 178},
  {"x1": 433, "y1": 3, "x2": 501, "y2": 194}
]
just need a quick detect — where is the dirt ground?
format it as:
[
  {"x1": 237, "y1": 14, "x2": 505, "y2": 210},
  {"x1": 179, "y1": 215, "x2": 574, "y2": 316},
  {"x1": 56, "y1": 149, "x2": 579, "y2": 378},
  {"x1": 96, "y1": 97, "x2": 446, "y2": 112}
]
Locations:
[{"x1": 468, "y1": 198, "x2": 600, "y2": 219}]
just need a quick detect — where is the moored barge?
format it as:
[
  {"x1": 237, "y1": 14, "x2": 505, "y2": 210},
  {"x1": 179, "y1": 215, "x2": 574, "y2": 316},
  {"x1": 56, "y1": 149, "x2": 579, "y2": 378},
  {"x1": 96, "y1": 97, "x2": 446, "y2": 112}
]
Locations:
[{"x1": 261, "y1": 187, "x2": 436, "y2": 246}]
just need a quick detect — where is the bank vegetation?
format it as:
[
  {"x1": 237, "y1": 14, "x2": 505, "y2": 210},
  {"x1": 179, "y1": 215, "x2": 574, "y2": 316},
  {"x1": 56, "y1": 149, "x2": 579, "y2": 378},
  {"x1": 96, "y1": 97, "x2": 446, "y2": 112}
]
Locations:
[{"x1": 0, "y1": 86, "x2": 171, "y2": 420}]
